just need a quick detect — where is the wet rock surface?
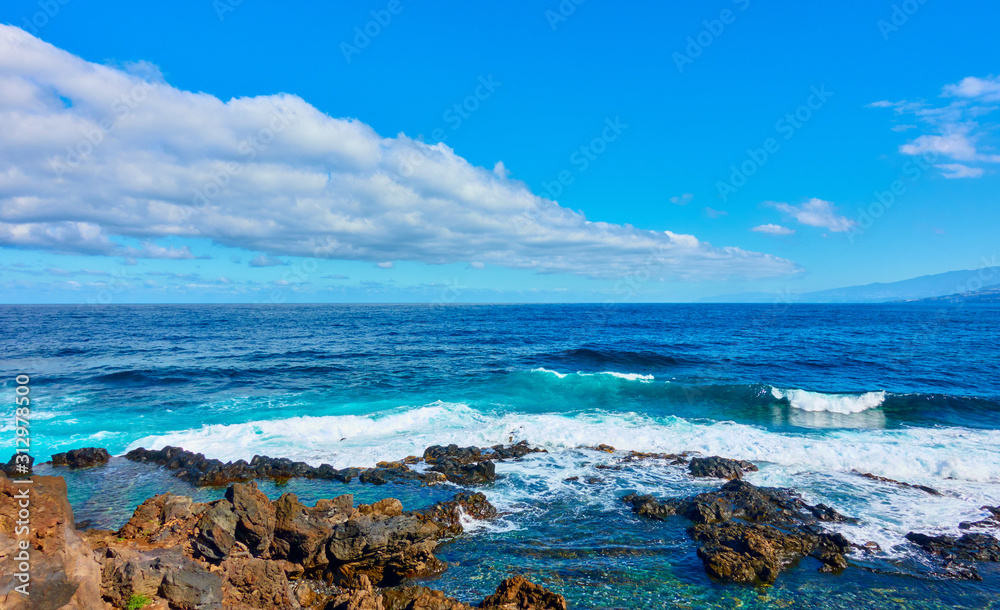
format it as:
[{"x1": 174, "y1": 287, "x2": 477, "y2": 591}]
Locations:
[
  {"x1": 960, "y1": 506, "x2": 1000, "y2": 531},
  {"x1": 853, "y1": 470, "x2": 942, "y2": 496},
  {"x1": 624, "y1": 478, "x2": 856, "y2": 583},
  {"x1": 905, "y1": 531, "x2": 1000, "y2": 580},
  {"x1": 688, "y1": 456, "x2": 759, "y2": 480},
  {"x1": 51, "y1": 446, "x2": 112, "y2": 469},
  {"x1": 3, "y1": 473, "x2": 565, "y2": 609},
  {"x1": 124, "y1": 441, "x2": 544, "y2": 488}
]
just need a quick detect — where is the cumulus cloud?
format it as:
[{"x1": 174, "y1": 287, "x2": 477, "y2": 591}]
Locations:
[
  {"x1": 871, "y1": 75, "x2": 1000, "y2": 177},
  {"x1": 669, "y1": 193, "x2": 693, "y2": 205},
  {"x1": 751, "y1": 224, "x2": 795, "y2": 236},
  {"x1": 769, "y1": 198, "x2": 854, "y2": 233},
  {"x1": 0, "y1": 27, "x2": 799, "y2": 281}
]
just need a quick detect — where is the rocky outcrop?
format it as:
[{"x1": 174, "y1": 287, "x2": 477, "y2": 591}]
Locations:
[
  {"x1": 852, "y1": 471, "x2": 941, "y2": 496},
  {"x1": 124, "y1": 442, "x2": 544, "y2": 488},
  {"x1": 0, "y1": 475, "x2": 105, "y2": 609},
  {"x1": 959, "y1": 506, "x2": 1000, "y2": 531},
  {"x1": 624, "y1": 478, "x2": 855, "y2": 583},
  {"x1": 3, "y1": 473, "x2": 566, "y2": 609},
  {"x1": 905, "y1": 531, "x2": 1000, "y2": 580},
  {"x1": 688, "y1": 456, "x2": 758, "y2": 480},
  {"x1": 51, "y1": 447, "x2": 111, "y2": 469},
  {"x1": 1, "y1": 453, "x2": 33, "y2": 477},
  {"x1": 479, "y1": 575, "x2": 568, "y2": 610}
]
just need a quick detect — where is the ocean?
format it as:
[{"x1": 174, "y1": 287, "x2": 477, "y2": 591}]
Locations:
[{"x1": 2, "y1": 303, "x2": 999, "y2": 608}]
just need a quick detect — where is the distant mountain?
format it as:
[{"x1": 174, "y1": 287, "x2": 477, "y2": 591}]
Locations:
[
  {"x1": 702, "y1": 267, "x2": 1000, "y2": 303},
  {"x1": 902, "y1": 286, "x2": 1000, "y2": 304}
]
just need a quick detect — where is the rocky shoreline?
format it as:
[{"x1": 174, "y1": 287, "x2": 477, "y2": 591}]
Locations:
[{"x1": 3, "y1": 446, "x2": 1000, "y2": 608}]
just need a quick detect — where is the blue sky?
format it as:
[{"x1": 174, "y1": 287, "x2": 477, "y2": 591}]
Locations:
[{"x1": 1, "y1": 0, "x2": 998, "y2": 303}]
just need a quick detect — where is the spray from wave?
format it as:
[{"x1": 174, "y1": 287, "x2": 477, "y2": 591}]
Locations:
[{"x1": 771, "y1": 387, "x2": 886, "y2": 414}]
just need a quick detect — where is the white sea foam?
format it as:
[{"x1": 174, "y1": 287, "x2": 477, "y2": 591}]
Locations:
[
  {"x1": 530, "y1": 368, "x2": 654, "y2": 382},
  {"x1": 127, "y1": 400, "x2": 1000, "y2": 558},
  {"x1": 771, "y1": 387, "x2": 886, "y2": 414}
]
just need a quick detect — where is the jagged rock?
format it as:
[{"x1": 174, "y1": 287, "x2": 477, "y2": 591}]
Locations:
[
  {"x1": 415, "y1": 492, "x2": 498, "y2": 538},
  {"x1": 326, "y1": 510, "x2": 443, "y2": 586},
  {"x1": 1, "y1": 453, "x2": 33, "y2": 477},
  {"x1": 688, "y1": 456, "x2": 758, "y2": 480},
  {"x1": 97, "y1": 546, "x2": 208, "y2": 608},
  {"x1": 220, "y1": 556, "x2": 295, "y2": 609},
  {"x1": 192, "y1": 501, "x2": 239, "y2": 562},
  {"x1": 51, "y1": 447, "x2": 111, "y2": 469},
  {"x1": 225, "y1": 482, "x2": 276, "y2": 556},
  {"x1": 382, "y1": 585, "x2": 470, "y2": 610},
  {"x1": 270, "y1": 492, "x2": 353, "y2": 570},
  {"x1": 960, "y1": 506, "x2": 1000, "y2": 530},
  {"x1": 624, "y1": 479, "x2": 855, "y2": 583},
  {"x1": 0, "y1": 476, "x2": 105, "y2": 609},
  {"x1": 430, "y1": 459, "x2": 496, "y2": 485},
  {"x1": 853, "y1": 471, "x2": 941, "y2": 496},
  {"x1": 479, "y1": 575, "x2": 568, "y2": 609},
  {"x1": 159, "y1": 562, "x2": 224, "y2": 609},
  {"x1": 906, "y1": 531, "x2": 1000, "y2": 562}
]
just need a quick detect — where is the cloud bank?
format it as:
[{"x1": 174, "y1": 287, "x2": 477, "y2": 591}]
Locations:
[{"x1": 0, "y1": 26, "x2": 798, "y2": 281}]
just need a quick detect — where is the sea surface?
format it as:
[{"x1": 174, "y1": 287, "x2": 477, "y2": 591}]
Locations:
[{"x1": 2, "y1": 303, "x2": 999, "y2": 609}]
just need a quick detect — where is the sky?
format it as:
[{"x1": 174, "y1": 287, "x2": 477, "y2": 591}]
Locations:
[{"x1": 0, "y1": 0, "x2": 998, "y2": 304}]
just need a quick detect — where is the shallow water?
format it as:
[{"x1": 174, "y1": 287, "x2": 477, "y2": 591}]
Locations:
[{"x1": 3, "y1": 303, "x2": 999, "y2": 608}]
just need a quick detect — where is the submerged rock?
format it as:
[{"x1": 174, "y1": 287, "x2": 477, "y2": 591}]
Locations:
[
  {"x1": 959, "y1": 506, "x2": 1000, "y2": 531},
  {"x1": 905, "y1": 531, "x2": 1000, "y2": 562},
  {"x1": 51, "y1": 446, "x2": 111, "y2": 469},
  {"x1": 688, "y1": 456, "x2": 758, "y2": 480},
  {"x1": 479, "y1": 575, "x2": 568, "y2": 610},
  {"x1": 853, "y1": 470, "x2": 941, "y2": 496},
  {"x1": 624, "y1": 478, "x2": 856, "y2": 583}
]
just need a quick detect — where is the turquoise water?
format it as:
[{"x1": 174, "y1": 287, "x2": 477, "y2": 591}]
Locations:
[{"x1": 3, "y1": 303, "x2": 1000, "y2": 608}]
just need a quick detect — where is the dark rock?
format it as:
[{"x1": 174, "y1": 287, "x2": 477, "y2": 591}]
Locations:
[
  {"x1": 159, "y1": 562, "x2": 224, "y2": 609},
  {"x1": 326, "y1": 510, "x2": 443, "y2": 586},
  {"x1": 225, "y1": 481, "x2": 276, "y2": 556},
  {"x1": 688, "y1": 456, "x2": 758, "y2": 480},
  {"x1": 430, "y1": 459, "x2": 496, "y2": 485},
  {"x1": 960, "y1": 506, "x2": 1000, "y2": 530},
  {"x1": 192, "y1": 501, "x2": 238, "y2": 562},
  {"x1": 853, "y1": 471, "x2": 942, "y2": 496},
  {"x1": 270, "y1": 492, "x2": 353, "y2": 570},
  {"x1": 906, "y1": 531, "x2": 1000, "y2": 562},
  {"x1": 414, "y1": 492, "x2": 498, "y2": 538},
  {"x1": 479, "y1": 575, "x2": 568, "y2": 609},
  {"x1": 624, "y1": 479, "x2": 856, "y2": 583},
  {"x1": 1, "y1": 453, "x2": 33, "y2": 477},
  {"x1": 51, "y1": 447, "x2": 111, "y2": 469}
]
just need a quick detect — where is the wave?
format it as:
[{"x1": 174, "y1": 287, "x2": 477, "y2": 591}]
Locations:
[
  {"x1": 530, "y1": 368, "x2": 654, "y2": 382},
  {"x1": 771, "y1": 387, "x2": 886, "y2": 414}
]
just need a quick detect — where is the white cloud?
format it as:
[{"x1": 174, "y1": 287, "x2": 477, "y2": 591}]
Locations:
[
  {"x1": 769, "y1": 198, "x2": 854, "y2": 233},
  {"x1": 704, "y1": 207, "x2": 728, "y2": 218},
  {"x1": 376, "y1": 262, "x2": 394, "y2": 269},
  {"x1": 942, "y1": 75, "x2": 1000, "y2": 102},
  {"x1": 751, "y1": 224, "x2": 795, "y2": 236},
  {"x1": 871, "y1": 75, "x2": 1000, "y2": 177},
  {"x1": 670, "y1": 193, "x2": 693, "y2": 205},
  {"x1": 0, "y1": 27, "x2": 799, "y2": 282},
  {"x1": 936, "y1": 163, "x2": 985, "y2": 179},
  {"x1": 249, "y1": 254, "x2": 287, "y2": 267}
]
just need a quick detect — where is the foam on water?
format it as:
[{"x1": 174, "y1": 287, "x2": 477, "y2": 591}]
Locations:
[
  {"x1": 771, "y1": 387, "x2": 886, "y2": 414},
  {"x1": 529, "y1": 368, "x2": 654, "y2": 382}
]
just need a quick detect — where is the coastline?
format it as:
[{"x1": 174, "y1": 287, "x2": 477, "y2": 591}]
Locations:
[{"x1": 3, "y1": 441, "x2": 999, "y2": 609}]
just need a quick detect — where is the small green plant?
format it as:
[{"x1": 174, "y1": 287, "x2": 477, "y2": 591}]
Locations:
[{"x1": 126, "y1": 593, "x2": 152, "y2": 610}]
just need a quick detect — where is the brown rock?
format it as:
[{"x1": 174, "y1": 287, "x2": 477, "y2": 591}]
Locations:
[
  {"x1": 225, "y1": 482, "x2": 276, "y2": 556},
  {"x1": 220, "y1": 556, "x2": 296, "y2": 609},
  {"x1": 0, "y1": 476, "x2": 105, "y2": 609},
  {"x1": 479, "y1": 575, "x2": 567, "y2": 610}
]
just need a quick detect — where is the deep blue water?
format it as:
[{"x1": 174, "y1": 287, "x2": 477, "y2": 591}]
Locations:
[{"x1": 2, "y1": 303, "x2": 999, "y2": 608}]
